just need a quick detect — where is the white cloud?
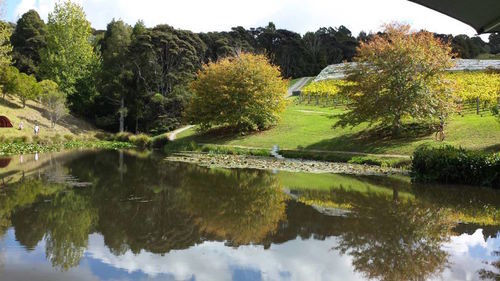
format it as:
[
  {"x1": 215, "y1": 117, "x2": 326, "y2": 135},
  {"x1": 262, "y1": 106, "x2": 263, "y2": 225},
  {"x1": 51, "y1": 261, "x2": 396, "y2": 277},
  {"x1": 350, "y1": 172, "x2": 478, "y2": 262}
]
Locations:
[
  {"x1": 11, "y1": 0, "x2": 486, "y2": 39},
  {"x1": 3, "y1": 228, "x2": 500, "y2": 281},
  {"x1": 86, "y1": 234, "x2": 365, "y2": 281}
]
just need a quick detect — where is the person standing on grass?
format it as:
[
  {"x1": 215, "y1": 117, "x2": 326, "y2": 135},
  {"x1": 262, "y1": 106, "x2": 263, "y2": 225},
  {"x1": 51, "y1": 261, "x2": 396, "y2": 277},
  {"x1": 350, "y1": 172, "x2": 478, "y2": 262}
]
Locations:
[
  {"x1": 18, "y1": 121, "x2": 24, "y2": 130},
  {"x1": 34, "y1": 123, "x2": 39, "y2": 136}
]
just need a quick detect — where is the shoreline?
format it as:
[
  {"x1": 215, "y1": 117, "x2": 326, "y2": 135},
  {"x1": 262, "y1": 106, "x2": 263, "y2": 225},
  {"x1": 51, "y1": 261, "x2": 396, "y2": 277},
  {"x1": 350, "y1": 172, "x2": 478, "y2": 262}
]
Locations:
[
  {"x1": 165, "y1": 152, "x2": 408, "y2": 176},
  {"x1": 0, "y1": 140, "x2": 134, "y2": 156}
]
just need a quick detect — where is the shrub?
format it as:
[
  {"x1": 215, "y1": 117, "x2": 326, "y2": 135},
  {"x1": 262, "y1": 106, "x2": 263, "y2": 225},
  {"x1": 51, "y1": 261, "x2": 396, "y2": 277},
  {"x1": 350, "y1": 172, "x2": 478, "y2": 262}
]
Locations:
[
  {"x1": 164, "y1": 140, "x2": 198, "y2": 153},
  {"x1": 187, "y1": 53, "x2": 288, "y2": 133},
  {"x1": 11, "y1": 136, "x2": 30, "y2": 143},
  {"x1": 94, "y1": 131, "x2": 113, "y2": 141},
  {"x1": 129, "y1": 134, "x2": 152, "y2": 149},
  {"x1": 63, "y1": 134, "x2": 74, "y2": 141},
  {"x1": 151, "y1": 134, "x2": 170, "y2": 148},
  {"x1": 114, "y1": 132, "x2": 133, "y2": 142},
  {"x1": 50, "y1": 134, "x2": 63, "y2": 144},
  {"x1": 412, "y1": 145, "x2": 500, "y2": 188},
  {"x1": 491, "y1": 105, "x2": 499, "y2": 115}
]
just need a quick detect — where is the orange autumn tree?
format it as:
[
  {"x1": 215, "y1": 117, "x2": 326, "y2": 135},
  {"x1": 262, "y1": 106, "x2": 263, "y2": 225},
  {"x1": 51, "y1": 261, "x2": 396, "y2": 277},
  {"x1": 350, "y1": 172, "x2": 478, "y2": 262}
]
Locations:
[
  {"x1": 337, "y1": 24, "x2": 454, "y2": 136},
  {"x1": 187, "y1": 53, "x2": 288, "y2": 133}
]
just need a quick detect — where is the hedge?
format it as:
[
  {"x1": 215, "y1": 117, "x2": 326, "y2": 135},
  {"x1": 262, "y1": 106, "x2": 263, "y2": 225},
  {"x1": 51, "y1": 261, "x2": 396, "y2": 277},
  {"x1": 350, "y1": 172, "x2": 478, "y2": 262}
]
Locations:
[{"x1": 411, "y1": 145, "x2": 500, "y2": 188}]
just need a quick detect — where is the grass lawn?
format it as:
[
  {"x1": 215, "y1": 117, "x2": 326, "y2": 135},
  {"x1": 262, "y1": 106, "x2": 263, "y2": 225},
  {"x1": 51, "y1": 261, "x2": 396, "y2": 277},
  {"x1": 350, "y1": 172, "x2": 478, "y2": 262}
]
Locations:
[
  {"x1": 0, "y1": 96, "x2": 97, "y2": 141},
  {"x1": 288, "y1": 78, "x2": 301, "y2": 88},
  {"x1": 176, "y1": 97, "x2": 500, "y2": 156}
]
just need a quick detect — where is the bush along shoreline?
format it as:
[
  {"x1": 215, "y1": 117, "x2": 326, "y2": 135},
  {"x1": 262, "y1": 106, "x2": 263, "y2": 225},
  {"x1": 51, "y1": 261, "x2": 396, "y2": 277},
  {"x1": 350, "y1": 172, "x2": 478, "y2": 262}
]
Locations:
[{"x1": 411, "y1": 145, "x2": 500, "y2": 188}]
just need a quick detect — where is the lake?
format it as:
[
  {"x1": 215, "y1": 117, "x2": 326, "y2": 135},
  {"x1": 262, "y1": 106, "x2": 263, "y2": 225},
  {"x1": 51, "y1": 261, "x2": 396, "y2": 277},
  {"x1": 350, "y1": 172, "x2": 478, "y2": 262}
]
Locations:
[{"x1": 0, "y1": 150, "x2": 499, "y2": 281}]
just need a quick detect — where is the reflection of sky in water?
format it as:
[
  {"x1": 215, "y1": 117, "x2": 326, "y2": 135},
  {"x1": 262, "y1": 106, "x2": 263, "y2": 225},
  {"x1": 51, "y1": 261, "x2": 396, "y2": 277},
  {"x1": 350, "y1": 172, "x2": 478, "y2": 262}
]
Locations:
[{"x1": 1, "y1": 228, "x2": 499, "y2": 281}]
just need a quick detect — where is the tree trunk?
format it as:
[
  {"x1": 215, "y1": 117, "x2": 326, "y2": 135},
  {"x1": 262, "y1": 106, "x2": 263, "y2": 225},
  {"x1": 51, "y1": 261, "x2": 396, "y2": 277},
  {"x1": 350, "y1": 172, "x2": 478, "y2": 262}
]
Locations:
[
  {"x1": 135, "y1": 116, "x2": 139, "y2": 134},
  {"x1": 119, "y1": 98, "x2": 125, "y2": 133},
  {"x1": 476, "y1": 97, "x2": 480, "y2": 115},
  {"x1": 392, "y1": 115, "x2": 401, "y2": 136},
  {"x1": 393, "y1": 188, "x2": 399, "y2": 203}
]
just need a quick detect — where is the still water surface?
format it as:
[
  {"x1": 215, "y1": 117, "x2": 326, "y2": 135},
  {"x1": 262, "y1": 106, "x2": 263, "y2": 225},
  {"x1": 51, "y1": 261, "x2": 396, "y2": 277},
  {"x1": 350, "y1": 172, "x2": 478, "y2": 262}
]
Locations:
[{"x1": 0, "y1": 150, "x2": 499, "y2": 281}]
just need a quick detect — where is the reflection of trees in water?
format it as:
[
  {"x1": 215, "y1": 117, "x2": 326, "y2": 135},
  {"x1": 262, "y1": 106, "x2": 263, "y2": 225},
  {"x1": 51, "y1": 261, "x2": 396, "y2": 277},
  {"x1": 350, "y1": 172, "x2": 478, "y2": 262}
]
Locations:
[
  {"x1": 43, "y1": 191, "x2": 97, "y2": 270},
  {"x1": 0, "y1": 180, "x2": 63, "y2": 239},
  {"x1": 479, "y1": 249, "x2": 500, "y2": 281},
  {"x1": 4, "y1": 150, "x2": 491, "y2": 277},
  {"x1": 65, "y1": 151, "x2": 202, "y2": 255},
  {"x1": 11, "y1": 190, "x2": 97, "y2": 271},
  {"x1": 334, "y1": 191, "x2": 454, "y2": 281},
  {"x1": 413, "y1": 185, "x2": 500, "y2": 226},
  {"x1": 179, "y1": 167, "x2": 287, "y2": 246}
]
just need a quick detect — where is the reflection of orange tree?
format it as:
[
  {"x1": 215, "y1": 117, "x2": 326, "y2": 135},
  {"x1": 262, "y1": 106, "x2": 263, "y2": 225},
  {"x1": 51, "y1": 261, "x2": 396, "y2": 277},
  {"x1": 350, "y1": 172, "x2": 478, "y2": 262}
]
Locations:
[
  {"x1": 179, "y1": 167, "x2": 287, "y2": 246},
  {"x1": 479, "y1": 249, "x2": 500, "y2": 280},
  {"x1": 335, "y1": 191, "x2": 454, "y2": 281}
]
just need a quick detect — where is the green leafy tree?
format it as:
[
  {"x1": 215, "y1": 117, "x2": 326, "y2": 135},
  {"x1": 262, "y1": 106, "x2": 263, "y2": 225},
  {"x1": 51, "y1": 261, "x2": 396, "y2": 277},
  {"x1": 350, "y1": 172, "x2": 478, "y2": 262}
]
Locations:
[
  {"x1": 128, "y1": 24, "x2": 206, "y2": 133},
  {"x1": 16, "y1": 72, "x2": 40, "y2": 107},
  {"x1": 97, "y1": 19, "x2": 133, "y2": 132},
  {"x1": 187, "y1": 53, "x2": 288, "y2": 132},
  {"x1": 10, "y1": 10, "x2": 46, "y2": 77},
  {"x1": 39, "y1": 80, "x2": 67, "y2": 128},
  {"x1": 39, "y1": 0, "x2": 99, "y2": 107},
  {"x1": 1, "y1": 66, "x2": 39, "y2": 107},
  {"x1": 0, "y1": 20, "x2": 12, "y2": 69},
  {"x1": 0, "y1": 65, "x2": 18, "y2": 99},
  {"x1": 337, "y1": 24, "x2": 454, "y2": 136}
]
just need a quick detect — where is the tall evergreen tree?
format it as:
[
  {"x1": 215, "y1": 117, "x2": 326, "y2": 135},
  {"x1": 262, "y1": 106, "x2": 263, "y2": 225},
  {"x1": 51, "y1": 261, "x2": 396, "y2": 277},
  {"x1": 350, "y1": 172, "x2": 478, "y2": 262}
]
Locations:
[
  {"x1": 97, "y1": 20, "x2": 133, "y2": 132},
  {"x1": 11, "y1": 10, "x2": 46, "y2": 77}
]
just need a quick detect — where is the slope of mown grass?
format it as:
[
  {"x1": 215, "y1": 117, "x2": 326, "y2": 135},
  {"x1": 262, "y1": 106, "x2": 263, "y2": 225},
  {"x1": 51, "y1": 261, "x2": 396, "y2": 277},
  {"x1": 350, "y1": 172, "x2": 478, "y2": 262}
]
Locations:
[
  {"x1": 0, "y1": 96, "x2": 97, "y2": 140},
  {"x1": 176, "y1": 97, "x2": 500, "y2": 155}
]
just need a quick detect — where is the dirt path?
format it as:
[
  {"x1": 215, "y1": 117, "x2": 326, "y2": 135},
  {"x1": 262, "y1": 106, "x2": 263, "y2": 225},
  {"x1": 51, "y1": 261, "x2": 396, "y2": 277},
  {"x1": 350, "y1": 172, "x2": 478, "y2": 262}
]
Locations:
[
  {"x1": 167, "y1": 125, "x2": 195, "y2": 141},
  {"x1": 287, "y1": 77, "x2": 312, "y2": 96}
]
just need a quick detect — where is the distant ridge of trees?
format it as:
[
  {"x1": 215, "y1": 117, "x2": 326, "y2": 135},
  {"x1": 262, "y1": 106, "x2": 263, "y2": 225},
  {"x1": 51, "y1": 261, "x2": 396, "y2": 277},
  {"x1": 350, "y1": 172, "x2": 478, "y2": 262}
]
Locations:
[{"x1": 2, "y1": 2, "x2": 500, "y2": 135}]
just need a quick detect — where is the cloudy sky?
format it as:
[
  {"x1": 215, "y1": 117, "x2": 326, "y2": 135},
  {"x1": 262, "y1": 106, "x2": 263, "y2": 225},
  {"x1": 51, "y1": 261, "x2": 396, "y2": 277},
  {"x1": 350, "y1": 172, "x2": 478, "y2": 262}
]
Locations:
[{"x1": 2, "y1": 0, "x2": 488, "y2": 39}]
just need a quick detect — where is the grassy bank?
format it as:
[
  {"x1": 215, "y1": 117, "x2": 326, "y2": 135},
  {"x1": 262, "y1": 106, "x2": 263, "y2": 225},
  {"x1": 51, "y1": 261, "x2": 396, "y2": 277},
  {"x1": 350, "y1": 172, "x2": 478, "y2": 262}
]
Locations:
[
  {"x1": 175, "y1": 98, "x2": 500, "y2": 156},
  {"x1": 0, "y1": 97, "x2": 139, "y2": 156},
  {"x1": 0, "y1": 97, "x2": 97, "y2": 140}
]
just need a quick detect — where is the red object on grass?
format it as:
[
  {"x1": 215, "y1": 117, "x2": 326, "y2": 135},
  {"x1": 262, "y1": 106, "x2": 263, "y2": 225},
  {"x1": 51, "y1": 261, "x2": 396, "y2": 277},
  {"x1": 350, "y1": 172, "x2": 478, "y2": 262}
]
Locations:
[{"x1": 0, "y1": 116, "x2": 13, "y2": 128}]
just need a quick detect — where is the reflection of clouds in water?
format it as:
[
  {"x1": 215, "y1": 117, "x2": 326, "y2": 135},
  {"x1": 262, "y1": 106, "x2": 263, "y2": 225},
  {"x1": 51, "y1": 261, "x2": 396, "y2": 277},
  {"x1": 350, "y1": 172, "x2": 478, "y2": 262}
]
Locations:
[
  {"x1": 437, "y1": 229, "x2": 500, "y2": 281},
  {"x1": 86, "y1": 234, "x2": 364, "y2": 281},
  {"x1": 3, "y1": 229, "x2": 500, "y2": 281},
  {"x1": 2, "y1": 230, "x2": 100, "y2": 281},
  {"x1": 86, "y1": 231, "x2": 500, "y2": 281}
]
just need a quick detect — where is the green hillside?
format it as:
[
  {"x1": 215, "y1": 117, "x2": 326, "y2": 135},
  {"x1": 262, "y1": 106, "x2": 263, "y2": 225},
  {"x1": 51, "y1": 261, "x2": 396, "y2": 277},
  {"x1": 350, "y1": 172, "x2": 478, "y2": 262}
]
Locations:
[{"x1": 0, "y1": 96, "x2": 97, "y2": 141}]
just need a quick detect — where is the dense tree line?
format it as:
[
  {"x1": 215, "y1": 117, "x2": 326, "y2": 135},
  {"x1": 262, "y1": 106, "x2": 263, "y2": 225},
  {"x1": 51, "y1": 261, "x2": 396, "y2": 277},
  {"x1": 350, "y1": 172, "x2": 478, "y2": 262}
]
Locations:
[{"x1": 1, "y1": 1, "x2": 499, "y2": 134}]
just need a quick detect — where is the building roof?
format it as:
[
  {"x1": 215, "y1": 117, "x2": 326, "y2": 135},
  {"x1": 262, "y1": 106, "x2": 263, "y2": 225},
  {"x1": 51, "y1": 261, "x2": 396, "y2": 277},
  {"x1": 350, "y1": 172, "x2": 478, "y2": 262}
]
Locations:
[{"x1": 314, "y1": 59, "x2": 500, "y2": 82}]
